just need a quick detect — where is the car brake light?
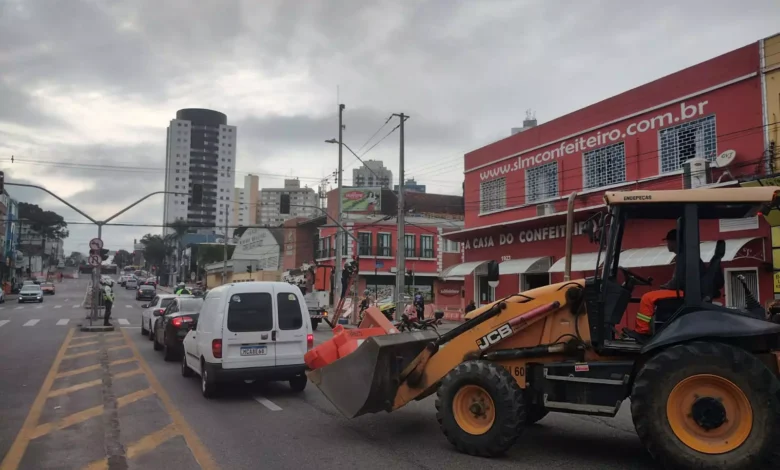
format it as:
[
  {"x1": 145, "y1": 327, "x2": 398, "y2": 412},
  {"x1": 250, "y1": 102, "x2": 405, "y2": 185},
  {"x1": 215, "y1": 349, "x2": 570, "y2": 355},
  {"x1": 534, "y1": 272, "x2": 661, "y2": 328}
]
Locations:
[
  {"x1": 156, "y1": 309, "x2": 165, "y2": 315},
  {"x1": 172, "y1": 316, "x2": 193, "y2": 328},
  {"x1": 212, "y1": 339, "x2": 222, "y2": 358},
  {"x1": 307, "y1": 333, "x2": 314, "y2": 350}
]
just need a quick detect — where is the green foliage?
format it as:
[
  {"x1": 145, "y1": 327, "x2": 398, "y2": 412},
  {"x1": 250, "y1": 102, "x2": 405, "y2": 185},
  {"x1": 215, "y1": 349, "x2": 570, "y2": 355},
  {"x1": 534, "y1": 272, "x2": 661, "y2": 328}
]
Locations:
[
  {"x1": 198, "y1": 244, "x2": 235, "y2": 266},
  {"x1": 140, "y1": 234, "x2": 171, "y2": 267},
  {"x1": 113, "y1": 249, "x2": 133, "y2": 268},
  {"x1": 19, "y1": 202, "x2": 69, "y2": 239}
]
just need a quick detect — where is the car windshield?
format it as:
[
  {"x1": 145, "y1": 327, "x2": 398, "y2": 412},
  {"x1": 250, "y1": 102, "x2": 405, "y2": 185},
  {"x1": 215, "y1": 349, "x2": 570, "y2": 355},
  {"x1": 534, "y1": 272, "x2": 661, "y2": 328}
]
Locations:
[{"x1": 178, "y1": 298, "x2": 204, "y2": 312}]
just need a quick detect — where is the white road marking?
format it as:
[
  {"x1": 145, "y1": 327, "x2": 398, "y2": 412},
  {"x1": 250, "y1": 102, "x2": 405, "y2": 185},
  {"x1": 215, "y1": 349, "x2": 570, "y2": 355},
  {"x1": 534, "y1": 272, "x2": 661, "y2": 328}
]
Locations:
[
  {"x1": 0, "y1": 320, "x2": 8, "y2": 328},
  {"x1": 0, "y1": 307, "x2": 4, "y2": 310},
  {"x1": 254, "y1": 396, "x2": 282, "y2": 411},
  {"x1": 35, "y1": 305, "x2": 43, "y2": 309},
  {"x1": 125, "y1": 305, "x2": 132, "y2": 309},
  {"x1": 14, "y1": 306, "x2": 23, "y2": 310},
  {"x1": 54, "y1": 305, "x2": 62, "y2": 309},
  {"x1": 73, "y1": 305, "x2": 80, "y2": 308},
  {"x1": 56, "y1": 319, "x2": 70, "y2": 326},
  {"x1": 118, "y1": 319, "x2": 130, "y2": 325},
  {"x1": 121, "y1": 326, "x2": 141, "y2": 329},
  {"x1": 23, "y1": 319, "x2": 39, "y2": 326}
]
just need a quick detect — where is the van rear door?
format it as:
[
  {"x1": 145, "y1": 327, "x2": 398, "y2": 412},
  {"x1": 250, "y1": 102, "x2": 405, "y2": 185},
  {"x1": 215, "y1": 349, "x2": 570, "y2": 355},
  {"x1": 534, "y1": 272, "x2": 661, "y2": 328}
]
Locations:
[
  {"x1": 222, "y1": 291, "x2": 276, "y2": 370},
  {"x1": 273, "y1": 288, "x2": 308, "y2": 366}
]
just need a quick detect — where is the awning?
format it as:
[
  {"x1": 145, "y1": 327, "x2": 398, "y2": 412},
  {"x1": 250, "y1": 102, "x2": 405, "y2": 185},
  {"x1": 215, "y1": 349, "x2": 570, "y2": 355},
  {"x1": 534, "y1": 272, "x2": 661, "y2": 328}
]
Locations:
[
  {"x1": 440, "y1": 260, "x2": 489, "y2": 278},
  {"x1": 618, "y1": 246, "x2": 676, "y2": 268},
  {"x1": 700, "y1": 237, "x2": 761, "y2": 262},
  {"x1": 548, "y1": 252, "x2": 604, "y2": 273},
  {"x1": 499, "y1": 256, "x2": 552, "y2": 275}
]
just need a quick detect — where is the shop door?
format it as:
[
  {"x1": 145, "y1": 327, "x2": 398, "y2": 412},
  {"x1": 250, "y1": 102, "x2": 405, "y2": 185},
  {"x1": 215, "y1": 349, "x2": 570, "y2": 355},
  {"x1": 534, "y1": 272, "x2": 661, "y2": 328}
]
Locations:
[
  {"x1": 521, "y1": 273, "x2": 550, "y2": 292},
  {"x1": 477, "y1": 275, "x2": 495, "y2": 305}
]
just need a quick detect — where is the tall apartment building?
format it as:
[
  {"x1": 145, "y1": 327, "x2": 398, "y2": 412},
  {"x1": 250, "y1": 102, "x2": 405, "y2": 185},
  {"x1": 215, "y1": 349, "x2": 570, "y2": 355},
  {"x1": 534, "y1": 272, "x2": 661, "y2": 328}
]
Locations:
[
  {"x1": 163, "y1": 108, "x2": 237, "y2": 237},
  {"x1": 233, "y1": 174, "x2": 259, "y2": 229},
  {"x1": 258, "y1": 179, "x2": 318, "y2": 226},
  {"x1": 352, "y1": 160, "x2": 393, "y2": 188}
]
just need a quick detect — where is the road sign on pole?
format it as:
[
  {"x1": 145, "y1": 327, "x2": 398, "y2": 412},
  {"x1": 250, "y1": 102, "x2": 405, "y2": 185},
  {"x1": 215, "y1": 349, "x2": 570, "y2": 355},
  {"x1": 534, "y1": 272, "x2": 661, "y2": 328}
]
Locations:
[
  {"x1": 89, "y1": 255, "x2": 101, "y2": 266},
  {"x1": 89, "y1": 238, "x2": 103, "y2": 251}
]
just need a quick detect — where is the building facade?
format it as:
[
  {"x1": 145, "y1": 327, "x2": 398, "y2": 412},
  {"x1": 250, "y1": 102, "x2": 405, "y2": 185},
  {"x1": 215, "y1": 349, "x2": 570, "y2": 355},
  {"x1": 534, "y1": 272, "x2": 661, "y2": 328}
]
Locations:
[
  {"x1": 163, "y1": 108, "x2": 237, "y2": 237},
  {"x1": 445, "y1": 40, "x2": 775, "y2": 327},
  {"x1": 233, "y1": 174, "x2": 259, "y2": 231},
  {"x1": 258, "y1": 179, "x2": 318, "y2": 226},
  {"x1": 394, "y1": 178, "x2": 426, "y2": 193},
  {"x1": 352, "y1": 160, "x2": 393, "y2": 188}
]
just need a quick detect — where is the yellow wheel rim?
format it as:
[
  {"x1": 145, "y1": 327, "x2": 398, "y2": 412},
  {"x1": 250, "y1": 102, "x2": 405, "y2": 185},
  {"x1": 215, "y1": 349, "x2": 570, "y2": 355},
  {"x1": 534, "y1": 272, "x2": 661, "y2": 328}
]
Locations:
[
  {"x1": 666, "y1": 374, "x2": 753, "y2": 454},
  {"x1": 453, "y1": 385, "x2": 495, "y2": 435}
]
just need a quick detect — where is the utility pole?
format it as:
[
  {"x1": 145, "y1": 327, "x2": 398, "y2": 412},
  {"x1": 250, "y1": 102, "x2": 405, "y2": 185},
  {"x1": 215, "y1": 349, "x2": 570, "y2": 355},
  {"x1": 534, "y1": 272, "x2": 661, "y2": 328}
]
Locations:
[
  {"x1": 393, "y1": 113, "x2": 407, "y2": 318},
  {"x1": 334, "y1": 103, "x2": 345, "y2": 311}
]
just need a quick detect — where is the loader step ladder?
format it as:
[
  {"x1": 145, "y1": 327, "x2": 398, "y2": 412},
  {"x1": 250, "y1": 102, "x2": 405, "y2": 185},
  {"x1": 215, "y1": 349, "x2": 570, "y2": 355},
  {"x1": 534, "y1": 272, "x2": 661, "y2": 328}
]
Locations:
[{"x1": 325, "y1": 268, "x2": 360, "y2": 328}]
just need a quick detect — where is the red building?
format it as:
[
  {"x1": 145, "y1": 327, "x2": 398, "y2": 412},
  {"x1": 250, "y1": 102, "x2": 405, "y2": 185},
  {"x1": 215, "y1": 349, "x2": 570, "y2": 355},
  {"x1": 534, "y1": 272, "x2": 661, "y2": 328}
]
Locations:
[{"x1": 445, "y1": 41, "x2": 773, "y2": 327}]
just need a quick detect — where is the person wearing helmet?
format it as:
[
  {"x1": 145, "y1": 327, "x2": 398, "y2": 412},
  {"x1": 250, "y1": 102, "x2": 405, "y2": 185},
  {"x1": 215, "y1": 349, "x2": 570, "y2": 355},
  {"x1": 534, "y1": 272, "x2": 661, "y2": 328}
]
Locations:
[{"x1": 175, "y1": 282, "x2": 192, "y2": 295}]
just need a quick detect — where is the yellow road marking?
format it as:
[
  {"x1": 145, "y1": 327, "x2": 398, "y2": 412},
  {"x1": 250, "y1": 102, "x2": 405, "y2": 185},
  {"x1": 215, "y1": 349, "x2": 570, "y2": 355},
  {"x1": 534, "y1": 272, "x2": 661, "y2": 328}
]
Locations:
[
  {"x1": 67, "y1": 337, "x2": 124, "y2": 349},
  {"x1": 62, "y1": 345, "x2": 129, "y2": 360},
  {"x1": 71, "y1": 332, "x2": 121, "y2": 341},
  {"x1": 121, "y1": 328, "x2": 219, "y2": 469},
  {"x1": 83, "y1": 423, "x2": 180, "y2": 470},
  {"x1": 0, "y1": 328, "x2": 75, "y2": 470},
  {"x1": 55, "y1": 357, "x2": 137, "y2": 379},
  {"x1": 31, "y1": 388, "x2": 155, "y2": 440},
  {"x1": 48, "y1": 368, "x2": 143, "y2": 398}
]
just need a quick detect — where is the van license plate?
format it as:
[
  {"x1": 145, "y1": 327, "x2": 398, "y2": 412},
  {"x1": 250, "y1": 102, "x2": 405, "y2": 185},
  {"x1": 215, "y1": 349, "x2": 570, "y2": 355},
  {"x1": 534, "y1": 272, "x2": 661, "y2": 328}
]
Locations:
[{"x1": 240, "y1": 346, "x2": 267, "y2": 356}]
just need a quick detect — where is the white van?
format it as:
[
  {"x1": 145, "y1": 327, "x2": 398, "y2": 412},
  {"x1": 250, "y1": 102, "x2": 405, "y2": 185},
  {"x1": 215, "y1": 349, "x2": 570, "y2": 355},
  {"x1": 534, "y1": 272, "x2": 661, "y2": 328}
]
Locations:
[{"x1": 181, "y1": 282, "x2": 313, "y2": 398}]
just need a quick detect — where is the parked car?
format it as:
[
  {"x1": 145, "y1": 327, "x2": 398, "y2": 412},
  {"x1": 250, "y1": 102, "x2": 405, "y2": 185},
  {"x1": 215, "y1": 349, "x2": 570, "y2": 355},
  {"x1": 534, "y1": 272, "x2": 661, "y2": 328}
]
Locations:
[
  {"x1": 144, "y1": 277, "x2": 158, "y2": 287},
  {"x1": 125, "y1": 278, "x2": 138, "y2": 290},
  {"x1": 0, "y1": 290, "x2": 5, "y2": 303},
  {"x1": 41, "y1": 282, "x2": 55, "y2": 295},
  {"x1": 18, "y1": 284, "x2": 43, "y2": 303},
  {"x1": 181, "y1": 282, "x2": 313, "y2": 398},
  {"x1": 136, "y1": 284, "x2": 156, "y2": 301},
  {"x1": 119, "y1": 275, "x2": 129, "y2": 287},
  {"x1": 153, "y1": 297, "x2": 205, "y2": 361},
  {"x1": 140, "y1": 294, "x2": 179, "y2": 337}
]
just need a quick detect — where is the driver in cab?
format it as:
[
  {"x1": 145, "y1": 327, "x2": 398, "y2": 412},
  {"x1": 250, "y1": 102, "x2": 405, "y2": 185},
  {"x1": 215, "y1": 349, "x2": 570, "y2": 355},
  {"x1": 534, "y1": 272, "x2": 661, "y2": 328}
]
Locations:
[{"x1": 635, "y1": 229, "x2": 704, "y2": 335}]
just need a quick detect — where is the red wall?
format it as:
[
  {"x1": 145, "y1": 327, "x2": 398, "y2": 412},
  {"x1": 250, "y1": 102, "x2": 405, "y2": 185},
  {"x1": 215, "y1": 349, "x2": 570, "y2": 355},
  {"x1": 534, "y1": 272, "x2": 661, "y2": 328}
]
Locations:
[{"x1": 463, "y1": 44, "x2": 764, "y2": 229}]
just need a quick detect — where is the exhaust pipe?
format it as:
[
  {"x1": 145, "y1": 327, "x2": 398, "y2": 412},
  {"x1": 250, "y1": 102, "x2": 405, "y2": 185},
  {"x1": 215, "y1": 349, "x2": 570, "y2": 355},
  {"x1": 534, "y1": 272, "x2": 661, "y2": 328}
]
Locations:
[{"x1": 563, "y1": 192, "x2": 577, "y2": 281}]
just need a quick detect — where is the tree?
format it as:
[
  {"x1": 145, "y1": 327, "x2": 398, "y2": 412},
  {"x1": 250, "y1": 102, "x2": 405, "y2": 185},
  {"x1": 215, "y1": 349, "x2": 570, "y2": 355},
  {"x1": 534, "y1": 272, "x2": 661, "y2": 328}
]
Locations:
[
  {"x1": 18, "y1": 202, "x2": 69, "y2": 240},
  {"x1": 198, "y1": 244, "x2": 235, "y2": 266},
  {"x1": 140, "y1": 234, "x2": 171, "y2": 268},
  {"x1": 113, "y1": 249, "x2": 133, "y2": 268}
]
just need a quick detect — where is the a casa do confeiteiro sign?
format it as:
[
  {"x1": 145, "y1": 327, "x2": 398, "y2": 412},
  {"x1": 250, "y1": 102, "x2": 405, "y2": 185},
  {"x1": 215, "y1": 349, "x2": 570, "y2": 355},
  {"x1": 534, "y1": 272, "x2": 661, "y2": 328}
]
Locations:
[{"x1": 464, "y1": 221, "x2": 588, "y2": 251}]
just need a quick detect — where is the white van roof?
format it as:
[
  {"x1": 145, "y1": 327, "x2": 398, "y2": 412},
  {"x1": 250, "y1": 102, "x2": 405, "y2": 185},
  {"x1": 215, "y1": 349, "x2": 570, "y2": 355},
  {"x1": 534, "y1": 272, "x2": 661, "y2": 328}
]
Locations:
[{"x1": 210, "y1": 282, "x2": 301, "y2": 295}]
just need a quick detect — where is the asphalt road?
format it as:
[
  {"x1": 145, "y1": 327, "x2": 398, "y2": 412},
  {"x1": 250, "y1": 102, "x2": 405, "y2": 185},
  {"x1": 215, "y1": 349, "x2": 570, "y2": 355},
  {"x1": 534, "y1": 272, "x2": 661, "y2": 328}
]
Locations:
[{"x1": 1, "y1": 277, "x2": 658, "y2": 470}]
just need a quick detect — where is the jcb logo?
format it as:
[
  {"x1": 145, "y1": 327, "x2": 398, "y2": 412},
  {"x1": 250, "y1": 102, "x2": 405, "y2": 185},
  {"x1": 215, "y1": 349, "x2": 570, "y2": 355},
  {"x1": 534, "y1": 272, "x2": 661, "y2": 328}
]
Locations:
[{"x1": 476, "y1": 323, "x2": 513, "y2": 350}]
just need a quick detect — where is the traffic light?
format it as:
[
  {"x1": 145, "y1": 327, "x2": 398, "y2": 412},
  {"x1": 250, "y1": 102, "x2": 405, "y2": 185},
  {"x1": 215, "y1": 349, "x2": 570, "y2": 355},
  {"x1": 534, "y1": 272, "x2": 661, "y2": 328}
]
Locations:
[
  {"x1": 280, "y1": 193, "x2": 290, "y2": 214},
  {"x1": 246, "y1": 265, "x2": 253, "y2": 275},
  {"x1": 100, "y1": 249, "x2": 109, "y2": 261}
]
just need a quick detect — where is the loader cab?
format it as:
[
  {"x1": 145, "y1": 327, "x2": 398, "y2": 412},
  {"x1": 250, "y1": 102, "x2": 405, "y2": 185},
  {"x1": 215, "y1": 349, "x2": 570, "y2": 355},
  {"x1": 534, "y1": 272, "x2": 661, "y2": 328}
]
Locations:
[{"x1": 583, "y1": 189, "x2": 777, "y2": 354}]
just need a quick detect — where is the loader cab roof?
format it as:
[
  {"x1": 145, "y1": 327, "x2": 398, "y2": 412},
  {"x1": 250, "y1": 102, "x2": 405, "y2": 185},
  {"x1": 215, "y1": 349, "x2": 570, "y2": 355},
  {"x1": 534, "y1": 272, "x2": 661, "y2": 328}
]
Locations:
[{"x1": 603, "y1": 187, "x2": 780, "y2": 219}]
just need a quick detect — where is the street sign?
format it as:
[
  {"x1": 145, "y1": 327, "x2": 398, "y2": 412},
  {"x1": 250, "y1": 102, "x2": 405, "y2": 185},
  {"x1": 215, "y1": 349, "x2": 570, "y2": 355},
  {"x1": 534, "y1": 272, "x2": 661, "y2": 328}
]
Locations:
[
  {"x1": 89, "y1": 238, "x2": 104, "y2": 251},
  {"x1": 375, "y1": 260, "x2": 384, "y2": 268},
  {"x1": 89, "y1": 255, "x2": 101, "y2": 266}
]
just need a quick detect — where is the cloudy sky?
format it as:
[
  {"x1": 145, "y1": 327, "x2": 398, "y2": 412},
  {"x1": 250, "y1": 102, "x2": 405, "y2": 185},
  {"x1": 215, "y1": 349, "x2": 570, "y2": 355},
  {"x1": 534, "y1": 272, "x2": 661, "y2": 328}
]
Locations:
[{"x1": 1, "y1": 0, "x2": 778, "y2": 254}]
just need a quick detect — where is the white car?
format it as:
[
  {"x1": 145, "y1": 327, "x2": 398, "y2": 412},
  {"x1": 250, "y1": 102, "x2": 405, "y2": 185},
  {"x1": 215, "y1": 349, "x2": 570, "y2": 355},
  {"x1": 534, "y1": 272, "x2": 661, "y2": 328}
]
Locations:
[
  {"x1": 181, "y1": 282, "x2": 313, "y2": 398},
  {"x1": 125, "y1": 278, "x2": 138, "y2": 289},
  {"x1": 18, "y1": 284, "x2": 43, "y2": 303},
  {"x1": 140, "y1": 294, "x2": 179, "y2": 338}
]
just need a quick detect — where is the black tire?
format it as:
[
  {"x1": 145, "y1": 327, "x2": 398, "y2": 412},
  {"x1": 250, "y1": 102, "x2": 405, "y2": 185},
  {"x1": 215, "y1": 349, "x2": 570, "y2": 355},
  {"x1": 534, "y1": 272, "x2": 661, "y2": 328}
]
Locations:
[
  {"x1": 163, "y1": 336, "x2": 175, "y2": 361},
  {"x1": 153, "y1": 331, "x2": 163, "y2": 351},
  {"x1": 311, "y1": 319, "x2": 319, "y2": 330},
  {"x1": 289, "y1": 374, "x2": 307, "y2": 392},
  {"x1": 181, "y1": 353, "x2": 193, "y2": 377},
  {"x1": 631, "y1": 341, "x2": 780, "y2": 470},
  {"x1": 148, "y1": 321, "x2": 155, "y2": 341},
  {"x1": 435, "y1": 360, "x2": 524, "y2": 457},
  {"x1": 524, "y1": 405, "x2": 549, "y2": 425},
  {"x1": 201, "y1": 361, "x2": 218, "y2": 398},
  {"x1": 140, "y1": 322, "x2": 148, "y2": 336}
]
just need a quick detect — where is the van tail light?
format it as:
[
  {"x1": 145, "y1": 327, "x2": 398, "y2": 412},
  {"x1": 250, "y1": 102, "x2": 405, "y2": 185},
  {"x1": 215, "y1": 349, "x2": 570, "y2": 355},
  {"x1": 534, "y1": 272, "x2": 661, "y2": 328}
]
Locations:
[
  {"x1": 307, "y1": 334, "x2": 314, "y2": 350},
  {"x1": 212, "y1": 339, "x2": 222, "y2": 358},
  {"x1": 172, "y1": 316, "x2": 193, "y2": 328}
]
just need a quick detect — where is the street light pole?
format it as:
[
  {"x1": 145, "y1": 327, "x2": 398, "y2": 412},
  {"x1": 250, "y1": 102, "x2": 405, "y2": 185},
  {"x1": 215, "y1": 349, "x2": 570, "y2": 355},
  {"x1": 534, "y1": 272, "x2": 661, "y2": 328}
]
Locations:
[
  {"x1": 392, "y1": 113, "x2": 407, "y2": 318},
  {"x1": 334, "y1": 104, "x2": 345, "y2": 312}
]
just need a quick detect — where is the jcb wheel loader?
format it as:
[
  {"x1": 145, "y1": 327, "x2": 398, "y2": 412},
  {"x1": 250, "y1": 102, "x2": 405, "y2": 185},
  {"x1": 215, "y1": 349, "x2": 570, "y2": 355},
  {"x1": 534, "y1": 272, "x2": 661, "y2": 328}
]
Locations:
[{"x1": 307, "y1": 187, "x2": 780, "y2": 470}]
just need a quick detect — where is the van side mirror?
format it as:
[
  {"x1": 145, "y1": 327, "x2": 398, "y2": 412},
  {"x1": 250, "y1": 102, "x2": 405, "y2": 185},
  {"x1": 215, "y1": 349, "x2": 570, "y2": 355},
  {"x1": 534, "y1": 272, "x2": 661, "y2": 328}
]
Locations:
[
  {"x1": 486, "y1": 260, "x2": 499, "y2": 288},
  {"x1": 141, "y1": 303, "x2": 149, "y2": 309}
]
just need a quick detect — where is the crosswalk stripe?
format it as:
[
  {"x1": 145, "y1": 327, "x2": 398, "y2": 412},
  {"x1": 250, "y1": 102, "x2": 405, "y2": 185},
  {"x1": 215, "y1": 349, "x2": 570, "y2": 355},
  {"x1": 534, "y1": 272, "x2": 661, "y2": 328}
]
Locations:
[
  {"x1": 0, "y1": 307, "x2": 4, "y2": 310},
  {"x1": 24, "y1": 319, "x2": 39, "y2": 326},
  {"x1": 0, "y1": 320, "x2": 8, "y2": 328},
  {"x1": 118, "y1": 319, "x2": 130, "y2": 325},
  {"x1": 15, "y1": 306, "x2": 23, "y2": 310},
  {"x1": 73, "y1": 304, "x2": 80, "y2": 308},
  {"x1": 57, "y1": 319, "x2": 70, "y2": 326},
  {"x1": 125, "y1": 305, "x2": 132, "y2": 309},
  {"x1": 54, "y1": 305, "x2": 62, "y2": 309},
  {"x1": 35, "y1": 305, "x2": 43, "y2": 309}
]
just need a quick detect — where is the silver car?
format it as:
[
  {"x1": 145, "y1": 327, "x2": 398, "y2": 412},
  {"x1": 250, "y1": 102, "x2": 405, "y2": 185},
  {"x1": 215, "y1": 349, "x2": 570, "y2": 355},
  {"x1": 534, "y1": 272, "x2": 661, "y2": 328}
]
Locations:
[{"x1": 19, "y1": 285, "x2": 43, "y2": 303}]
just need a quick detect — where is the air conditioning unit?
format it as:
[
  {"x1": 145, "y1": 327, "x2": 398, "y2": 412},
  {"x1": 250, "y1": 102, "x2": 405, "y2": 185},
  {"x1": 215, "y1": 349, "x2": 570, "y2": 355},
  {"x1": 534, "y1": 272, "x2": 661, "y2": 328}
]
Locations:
[
  {"x1": 682, "y1": 158, "x2": 711, "y2": 189},
  {"x1": 536, "y1": 203, "x2": 556, "y2": 216}
]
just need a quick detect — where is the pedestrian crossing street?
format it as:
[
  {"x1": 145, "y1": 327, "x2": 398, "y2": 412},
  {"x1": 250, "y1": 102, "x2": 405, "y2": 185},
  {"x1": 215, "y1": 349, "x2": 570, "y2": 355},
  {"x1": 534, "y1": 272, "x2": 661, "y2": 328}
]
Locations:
[{"x1": 0, "y1": 318, "x2": 134, "y2": 328}]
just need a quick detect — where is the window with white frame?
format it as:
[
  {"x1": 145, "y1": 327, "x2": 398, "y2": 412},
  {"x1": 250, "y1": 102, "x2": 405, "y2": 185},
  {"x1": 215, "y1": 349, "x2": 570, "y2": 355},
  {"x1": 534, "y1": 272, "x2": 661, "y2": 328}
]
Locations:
[
  {"x1": 480, "y1": 178, "x2": 506, "y2": 213},
  {"x1": 726, "y1": 269, "x2": 758, "y2": 309},
  {"x1": 583, "y1": 142, "x2": 626, "y2": 190},
  {"x1": 358, "y1": 232, "x2": 372, "y2": 256},
  {"x1": 377, "y1": 233, "x2": 391, "y2": 256},
  {"x1": 526, "y1": 162, "x2": 558, "y2": 203},
  {"x1": 442, "y1": 239, "x2": 460, "y2": 253},
  {"x1": 404, "y1": 234, "x2": 416, "y2": 257},
  {"x1": 420, "y1": 235, "x2": 434, "y2": 258},
  {"x1": 659, "y1": 115, "x2": 717, "y2": 173}
]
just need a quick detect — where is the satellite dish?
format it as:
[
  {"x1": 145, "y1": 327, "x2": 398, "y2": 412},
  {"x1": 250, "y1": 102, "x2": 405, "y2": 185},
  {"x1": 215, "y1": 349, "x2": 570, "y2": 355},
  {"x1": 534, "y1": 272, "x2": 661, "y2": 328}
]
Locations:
[{"x1": 714, "y1": 150, "x2": 736, "y2": 168}]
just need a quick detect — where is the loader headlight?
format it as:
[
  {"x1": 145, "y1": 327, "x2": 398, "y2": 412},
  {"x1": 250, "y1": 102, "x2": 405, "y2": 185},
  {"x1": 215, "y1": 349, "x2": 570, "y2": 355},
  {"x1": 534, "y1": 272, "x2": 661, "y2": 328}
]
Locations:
[{"x1": 323, "y1": 311, "x2": 328, "y2": 317}]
